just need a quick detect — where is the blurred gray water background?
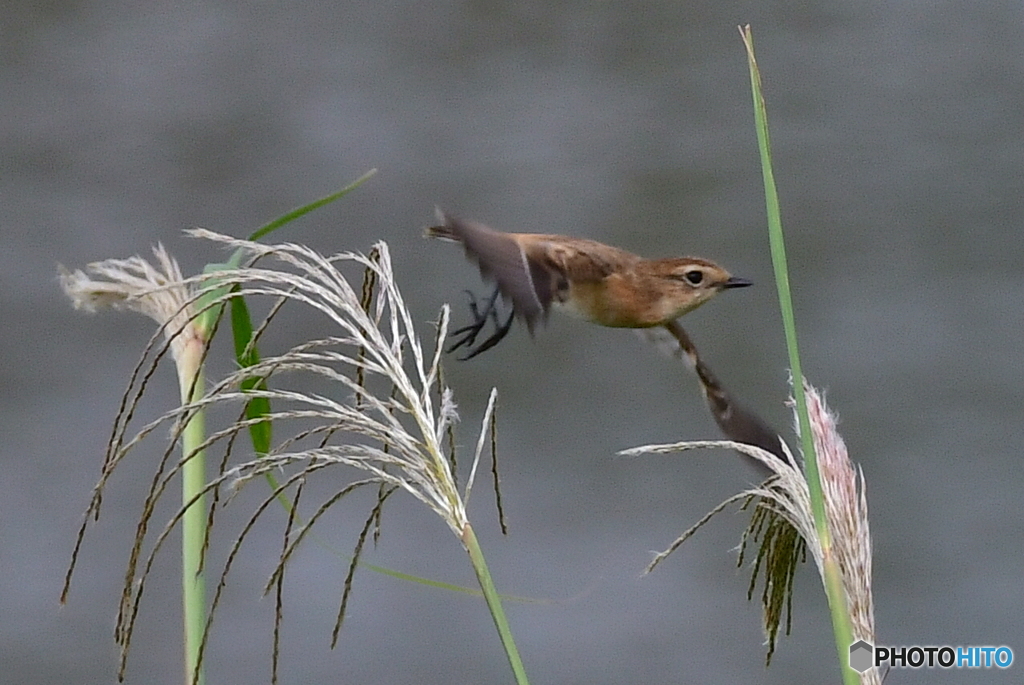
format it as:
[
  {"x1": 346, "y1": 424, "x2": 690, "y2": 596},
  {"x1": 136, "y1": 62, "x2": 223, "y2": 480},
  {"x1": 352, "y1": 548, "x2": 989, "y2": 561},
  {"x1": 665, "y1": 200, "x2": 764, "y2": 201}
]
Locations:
[{"x1": 4, "y1": 1, "x2": 1023, "y2": 683}]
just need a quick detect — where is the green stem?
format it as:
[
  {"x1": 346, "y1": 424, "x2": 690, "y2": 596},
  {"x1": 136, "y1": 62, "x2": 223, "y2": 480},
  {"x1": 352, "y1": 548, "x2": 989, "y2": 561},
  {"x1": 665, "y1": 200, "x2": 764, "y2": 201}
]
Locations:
[
  {"x1": 740, "y1": 25, "x2": 857, "y2": 685},
  {"x1": 178, "y1": 341, "x2": 207, "y2": 685},
  {"x1": 461, "y1": 524, "x2": 529, "y2": 685},
  {"x1": 822, "y1": 554, "x2": 855, "y2": 675}
]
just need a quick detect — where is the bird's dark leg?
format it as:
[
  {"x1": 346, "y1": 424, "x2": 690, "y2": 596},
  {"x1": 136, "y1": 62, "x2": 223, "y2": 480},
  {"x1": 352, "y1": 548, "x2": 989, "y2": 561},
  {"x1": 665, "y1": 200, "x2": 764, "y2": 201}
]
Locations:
[
  {"x1": 457, "y1": 309, "x2": 514, "y2": 360},
  {"x1": 447, "y1": 288, "x2": 500, "y2": 351},
  {"x1": 446, "y1": 286, "x2": 516, "y2": 359}
]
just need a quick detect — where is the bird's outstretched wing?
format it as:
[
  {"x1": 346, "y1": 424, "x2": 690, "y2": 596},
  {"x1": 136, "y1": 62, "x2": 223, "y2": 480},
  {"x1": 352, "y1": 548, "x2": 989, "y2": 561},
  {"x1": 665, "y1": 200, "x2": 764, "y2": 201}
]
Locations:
[
  {"x1": 427, "y1": 211, "x2": 636, "y2": 332},
  {"x1": 427, "y1": 211, "x2": 551, "y2": 332}
]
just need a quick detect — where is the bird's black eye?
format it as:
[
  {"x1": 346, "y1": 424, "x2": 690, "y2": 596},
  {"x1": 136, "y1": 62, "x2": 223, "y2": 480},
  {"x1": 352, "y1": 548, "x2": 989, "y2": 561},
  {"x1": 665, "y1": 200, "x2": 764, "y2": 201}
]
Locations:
[{"x1": 683, "y1": 269, "x2": 704, "y2": 285}]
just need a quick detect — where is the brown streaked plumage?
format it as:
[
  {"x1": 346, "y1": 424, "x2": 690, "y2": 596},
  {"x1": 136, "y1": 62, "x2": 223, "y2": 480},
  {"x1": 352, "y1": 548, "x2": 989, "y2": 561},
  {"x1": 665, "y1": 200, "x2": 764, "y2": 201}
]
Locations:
[{"x1": 426, "y1": 210, "x2": 752, "y2": 358}]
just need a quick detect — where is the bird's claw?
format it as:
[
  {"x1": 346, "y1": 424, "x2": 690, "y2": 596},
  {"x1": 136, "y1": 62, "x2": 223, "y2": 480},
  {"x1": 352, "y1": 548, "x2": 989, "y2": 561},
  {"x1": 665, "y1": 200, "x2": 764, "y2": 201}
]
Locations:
[{"x1": 446, "y1": 287, "x2": 515, "y2": 359}]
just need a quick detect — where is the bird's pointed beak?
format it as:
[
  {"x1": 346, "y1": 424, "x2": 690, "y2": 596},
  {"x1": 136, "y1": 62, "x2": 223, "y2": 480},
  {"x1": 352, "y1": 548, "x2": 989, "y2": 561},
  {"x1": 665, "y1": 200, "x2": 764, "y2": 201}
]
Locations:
[{"x1": 722, "y1": 276, "x2": 753, "y2": 289}]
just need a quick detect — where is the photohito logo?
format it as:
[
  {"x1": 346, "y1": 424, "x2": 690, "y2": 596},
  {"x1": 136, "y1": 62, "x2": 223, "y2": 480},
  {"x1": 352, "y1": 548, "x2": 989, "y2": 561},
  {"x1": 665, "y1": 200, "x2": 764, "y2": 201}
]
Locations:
[{"x1": 849, "y1": 640, "x2": 1014, "y2": 673}]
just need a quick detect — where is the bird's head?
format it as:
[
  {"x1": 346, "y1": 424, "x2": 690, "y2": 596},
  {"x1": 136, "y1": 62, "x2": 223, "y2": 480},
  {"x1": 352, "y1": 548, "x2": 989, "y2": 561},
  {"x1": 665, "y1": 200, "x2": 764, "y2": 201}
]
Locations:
[{"x1": 650, "y1": 257, "x2": 752, "y2": 318}]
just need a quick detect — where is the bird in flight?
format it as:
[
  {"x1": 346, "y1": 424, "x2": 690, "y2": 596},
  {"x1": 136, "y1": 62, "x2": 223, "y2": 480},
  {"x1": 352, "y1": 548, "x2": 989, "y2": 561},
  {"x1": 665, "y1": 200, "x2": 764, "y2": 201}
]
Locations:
[{"x1": 426, "y1": 210, "x2": 752, "y2": 359}]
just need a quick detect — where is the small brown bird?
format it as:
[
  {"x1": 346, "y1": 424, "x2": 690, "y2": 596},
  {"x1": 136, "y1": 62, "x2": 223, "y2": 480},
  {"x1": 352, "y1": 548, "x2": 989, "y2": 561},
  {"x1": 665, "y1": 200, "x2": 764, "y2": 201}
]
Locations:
[{"x1": 426, "y1": 210, "x2": 752, "y2": 358}]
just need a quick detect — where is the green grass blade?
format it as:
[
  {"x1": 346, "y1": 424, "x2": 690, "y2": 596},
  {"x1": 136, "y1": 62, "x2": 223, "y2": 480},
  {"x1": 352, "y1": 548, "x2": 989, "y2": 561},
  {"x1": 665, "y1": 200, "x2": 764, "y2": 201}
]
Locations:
[
  {"x1": 248, "y1": 168, "x2": 378, "y2": 242},
  {"x1": 229, "y1": 293, "x2": 272, "y2": 454},
  {"x1": 462, "y1": 524, "x2": 530, "y2": 685},
  {"x1": 740, "y1": 25, "x2": 857, "y2": 684},
  {"x1": 195, "y1": 168, "x2": 378, "y2": 336},
  {"x1": 738, "y1": 25, "x2": 823, "y2": 540},
  {"x1": 225, "y1": 172, "x2": 380, "y2": 501},
  {"x1": 199, "y1": 168, "x2": 380, "y2": 446}
]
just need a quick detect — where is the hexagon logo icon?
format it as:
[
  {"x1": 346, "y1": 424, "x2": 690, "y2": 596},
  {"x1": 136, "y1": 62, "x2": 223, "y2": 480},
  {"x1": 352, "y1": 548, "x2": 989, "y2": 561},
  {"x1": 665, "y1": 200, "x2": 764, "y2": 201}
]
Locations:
[{"x1": 849, "y1": 640, "x2": 874, "y2": 673}]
